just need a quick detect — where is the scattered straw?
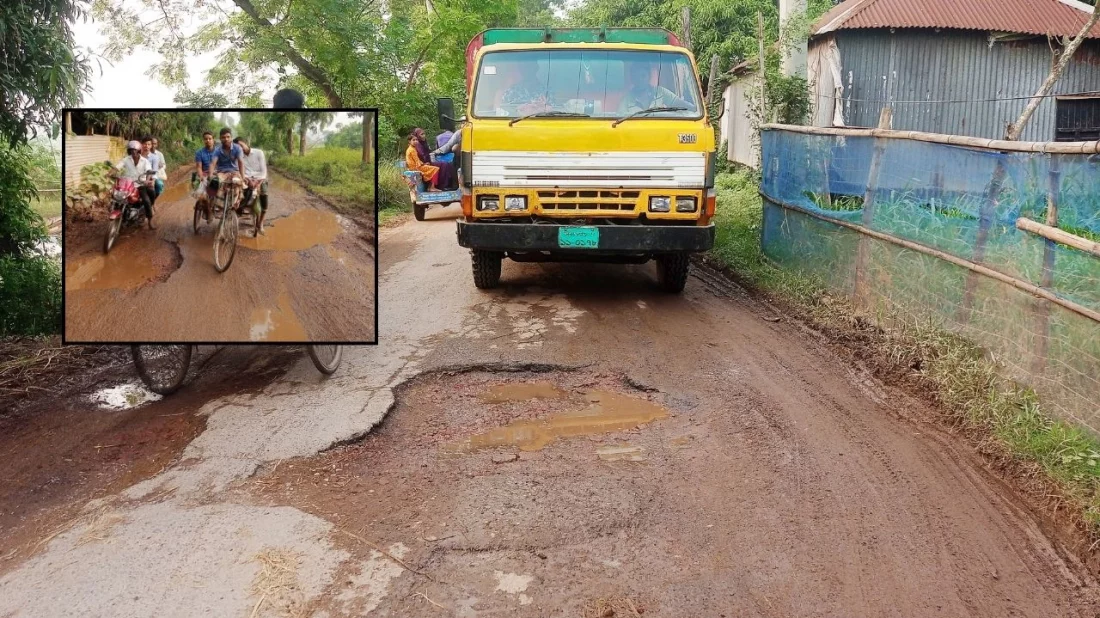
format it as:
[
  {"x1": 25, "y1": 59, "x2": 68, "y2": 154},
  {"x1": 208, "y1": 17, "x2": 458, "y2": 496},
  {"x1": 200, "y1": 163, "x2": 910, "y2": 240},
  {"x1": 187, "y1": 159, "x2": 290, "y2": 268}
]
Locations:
[
  {"x1": 582, "y1": 597, "x2": 643, "y2": 618},
  {"x1": 248, "y1": 548, "x2": 305, "y2": 618},
  {"x1": 414, "y1": 592, "x2": 449, "y2": 611},
  {"x1": 337, "y1": 528, "x2": 433, "y2": 580}
]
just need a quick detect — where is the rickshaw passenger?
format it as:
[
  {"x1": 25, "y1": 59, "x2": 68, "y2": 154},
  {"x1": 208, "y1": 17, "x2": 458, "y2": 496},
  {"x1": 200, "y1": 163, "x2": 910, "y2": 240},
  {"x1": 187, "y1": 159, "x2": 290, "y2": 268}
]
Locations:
[{"x1": 405, "y1": 134, "x2": 441, "y2": 192}]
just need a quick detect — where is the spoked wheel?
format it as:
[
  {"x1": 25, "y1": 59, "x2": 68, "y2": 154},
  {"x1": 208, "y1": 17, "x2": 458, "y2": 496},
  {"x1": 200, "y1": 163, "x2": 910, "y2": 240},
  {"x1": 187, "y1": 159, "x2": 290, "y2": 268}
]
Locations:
[
  {"x1": 193, "y1": 201, "x2": 203, "y2": 233},
  {"x1": 213, "y1": 194, "x2": 239, "y2": 273},
  {"x1": 131, "y1": 345, "x2": 193, "y2": 395},
  {"x1": 103, "y1": 216, "x2": 122, "y2": 253},
  {"x1": 306, "y1": 345, "x2": 342, "y2": 375}
]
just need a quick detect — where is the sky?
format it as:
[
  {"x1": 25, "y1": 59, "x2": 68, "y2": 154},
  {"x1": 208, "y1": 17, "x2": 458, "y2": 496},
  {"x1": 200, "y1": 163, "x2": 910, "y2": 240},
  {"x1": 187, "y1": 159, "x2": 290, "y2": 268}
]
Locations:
[{"x1": 71, "y1": 11, "x2": 349, "y2": 128}]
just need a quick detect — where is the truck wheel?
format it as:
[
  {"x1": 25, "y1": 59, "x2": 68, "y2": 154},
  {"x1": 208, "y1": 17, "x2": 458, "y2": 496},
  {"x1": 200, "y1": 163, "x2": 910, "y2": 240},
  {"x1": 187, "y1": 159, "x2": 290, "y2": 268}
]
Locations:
[
  {"x1": 471, "y1": 250, "x2": 502, "y2": 289},
  {"x1": 414, "y1": 203, "x2": 426, "y2": 221},
  {"x1": 656, "y1": 253, "x2": 690, "y2": 293}
]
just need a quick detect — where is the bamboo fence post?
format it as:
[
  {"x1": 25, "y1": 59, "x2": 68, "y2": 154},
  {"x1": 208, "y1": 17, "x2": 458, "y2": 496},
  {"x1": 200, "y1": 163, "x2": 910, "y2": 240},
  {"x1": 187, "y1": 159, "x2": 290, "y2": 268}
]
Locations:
[
  {"x1": 1030, "y1": 156, "x2": 1062, "y2": 375},
  {"x1": 853, "y1": 106, "x2": 893, "y2": 303}
]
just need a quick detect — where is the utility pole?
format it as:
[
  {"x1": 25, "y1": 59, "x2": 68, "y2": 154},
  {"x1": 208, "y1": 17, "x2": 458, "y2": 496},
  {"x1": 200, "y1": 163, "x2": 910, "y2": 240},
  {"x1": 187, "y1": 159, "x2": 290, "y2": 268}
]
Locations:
[
  {"x1": 779, "y1": 0, "x2": 808, "y2": 79},
  {"x1": 681, "y1": 7, "x2": 692, "y2": 52}
]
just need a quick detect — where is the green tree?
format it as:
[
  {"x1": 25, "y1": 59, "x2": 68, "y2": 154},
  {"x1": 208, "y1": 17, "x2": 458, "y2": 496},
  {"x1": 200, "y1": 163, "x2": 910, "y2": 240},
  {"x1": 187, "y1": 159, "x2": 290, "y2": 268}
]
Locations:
[
  {"x1": 174, "y1": 89, "x2": 231, "y2": 108},
  {"x1": 297, "y1": 111, "x2": 334, "y2": 155}
]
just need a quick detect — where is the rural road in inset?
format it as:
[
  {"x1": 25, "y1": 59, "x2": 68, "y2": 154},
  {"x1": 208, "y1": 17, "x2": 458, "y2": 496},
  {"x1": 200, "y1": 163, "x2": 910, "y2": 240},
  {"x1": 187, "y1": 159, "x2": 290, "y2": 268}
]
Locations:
[
  {"x1": 63, "y1": 171, "x2": 376, "y2": 342},
  {"x1": 2, "y1": 204, "x2": 1096, "y2": 616}
]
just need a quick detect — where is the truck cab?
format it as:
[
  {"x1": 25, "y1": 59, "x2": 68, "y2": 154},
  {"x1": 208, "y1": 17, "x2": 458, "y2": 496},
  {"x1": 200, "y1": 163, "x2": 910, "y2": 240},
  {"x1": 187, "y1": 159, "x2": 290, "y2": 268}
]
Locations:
[{"x1": 452, "y1": 27, "x2": 717, "y2": 292}]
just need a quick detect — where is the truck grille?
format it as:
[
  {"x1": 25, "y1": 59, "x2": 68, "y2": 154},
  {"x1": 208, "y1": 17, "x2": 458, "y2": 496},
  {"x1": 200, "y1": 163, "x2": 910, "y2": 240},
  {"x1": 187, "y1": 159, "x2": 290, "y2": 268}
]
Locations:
[{"x1": 537, "y1": 189, "x2": 640, "y2": 211}]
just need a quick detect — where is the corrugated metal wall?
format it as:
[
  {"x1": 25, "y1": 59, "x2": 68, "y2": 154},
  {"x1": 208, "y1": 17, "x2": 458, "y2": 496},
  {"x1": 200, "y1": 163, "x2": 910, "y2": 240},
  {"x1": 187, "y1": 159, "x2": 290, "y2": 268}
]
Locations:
[
  {"x1": 722, "y1": 73, "x2": 762, "y2": 168},
  {"x1": 832, "y1": 30, "x2": 1100, "y2": 141},
  {"x1": 64, "y1": 135, "x2": 127, "y2": 188}
]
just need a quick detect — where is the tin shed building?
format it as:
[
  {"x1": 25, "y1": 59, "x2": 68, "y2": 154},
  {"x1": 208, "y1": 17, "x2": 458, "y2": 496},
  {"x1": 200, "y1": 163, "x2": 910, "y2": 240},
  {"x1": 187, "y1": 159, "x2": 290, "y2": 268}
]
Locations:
[{"x1": 808, "y1": 0, "x2": 1100, "y2": 141}]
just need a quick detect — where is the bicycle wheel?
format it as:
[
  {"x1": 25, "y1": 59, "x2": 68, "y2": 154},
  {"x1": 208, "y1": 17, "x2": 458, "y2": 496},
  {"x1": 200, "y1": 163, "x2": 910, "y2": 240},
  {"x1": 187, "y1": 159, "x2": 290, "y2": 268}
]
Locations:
[
  {"x1": 131, "y1": 345, "x2": 192, "y2": 395},
  {"x1": 306, "y1": 345, "x2": 342, "y2": 375},
  {"x1": 213, "y1": 200, "x2": 239, "y2": 273}
]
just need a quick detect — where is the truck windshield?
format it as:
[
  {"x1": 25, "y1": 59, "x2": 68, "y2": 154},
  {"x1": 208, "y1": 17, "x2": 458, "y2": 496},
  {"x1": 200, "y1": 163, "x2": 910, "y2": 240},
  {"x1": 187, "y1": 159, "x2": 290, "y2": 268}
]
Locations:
[{"x1": 472, "y1": 49, "x2": 702, "y2": 120}]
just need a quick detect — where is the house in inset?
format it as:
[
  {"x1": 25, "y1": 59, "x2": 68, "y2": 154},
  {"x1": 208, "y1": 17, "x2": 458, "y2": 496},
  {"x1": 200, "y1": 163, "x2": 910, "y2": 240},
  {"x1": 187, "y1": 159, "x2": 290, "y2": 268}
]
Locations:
[{"x1": 808, "y1": 0, "x2": 1100, "y2": 141}]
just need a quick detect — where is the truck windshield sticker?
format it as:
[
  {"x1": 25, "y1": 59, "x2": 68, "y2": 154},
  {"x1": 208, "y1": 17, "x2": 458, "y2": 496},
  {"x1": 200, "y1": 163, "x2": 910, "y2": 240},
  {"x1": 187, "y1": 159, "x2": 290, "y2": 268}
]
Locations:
[{"x1": 483, "y1": 66, "x2": 497, "y2": 75}]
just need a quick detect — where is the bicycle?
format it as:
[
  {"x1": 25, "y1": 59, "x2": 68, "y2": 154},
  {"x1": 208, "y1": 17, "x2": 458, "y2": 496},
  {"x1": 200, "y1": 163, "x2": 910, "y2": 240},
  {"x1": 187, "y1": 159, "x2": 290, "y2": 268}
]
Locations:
[{"x1": 131, "y1": 344, "x2": 343, "y2": 395}]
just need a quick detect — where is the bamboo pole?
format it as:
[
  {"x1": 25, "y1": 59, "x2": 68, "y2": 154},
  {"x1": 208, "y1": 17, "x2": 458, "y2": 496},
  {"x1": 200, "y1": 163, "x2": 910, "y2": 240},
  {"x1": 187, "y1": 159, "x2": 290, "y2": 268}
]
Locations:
[
  {"x1": 1017, "y1": 217, "x2": 1100, "y2": 258},
  {"x1": 854, "y1": 107, "x2": 893, "y2": 303},
  {"x1": 764, "y1": 194, "x2": 1100, "y2": 324},
  {"x1": 760, "y1": 123, "x2": 1100, "y2": 154},
  {"x1": 1029, "y1": 158, "x2": 1062, "y2": 376}
]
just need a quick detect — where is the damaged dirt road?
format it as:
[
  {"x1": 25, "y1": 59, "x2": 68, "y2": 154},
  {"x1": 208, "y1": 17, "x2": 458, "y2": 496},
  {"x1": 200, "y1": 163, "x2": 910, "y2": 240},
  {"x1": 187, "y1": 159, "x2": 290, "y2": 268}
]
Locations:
[
  {"x1": 3, "y1": 205, "x2": 1097, "y2": 616},
  {"x1": 63, "y1": 171, "x2": 376, "y2": 342}
]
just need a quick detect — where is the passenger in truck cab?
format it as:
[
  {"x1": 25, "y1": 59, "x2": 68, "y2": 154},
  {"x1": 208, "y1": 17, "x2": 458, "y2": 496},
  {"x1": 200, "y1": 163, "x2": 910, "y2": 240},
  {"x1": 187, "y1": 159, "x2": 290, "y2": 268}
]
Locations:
[
  {"x1": 497, "y1": 59, "x2": 553, "y2": 116},
  {"x1": 618, "y1": 59, "x2": 692, "y2": 116}
]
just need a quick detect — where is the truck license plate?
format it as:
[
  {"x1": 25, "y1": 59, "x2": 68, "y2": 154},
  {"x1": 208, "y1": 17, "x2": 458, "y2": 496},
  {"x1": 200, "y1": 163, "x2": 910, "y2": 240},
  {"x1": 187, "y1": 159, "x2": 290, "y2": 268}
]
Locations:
[{"x1": 558, "y1": 227, "x2": 599, "y2": 249}]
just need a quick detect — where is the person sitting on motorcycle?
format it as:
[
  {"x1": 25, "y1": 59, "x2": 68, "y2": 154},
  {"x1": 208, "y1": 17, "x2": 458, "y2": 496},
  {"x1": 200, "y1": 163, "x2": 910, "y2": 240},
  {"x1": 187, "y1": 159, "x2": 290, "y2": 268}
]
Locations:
[
  {"x1": 194, "y1": 131, "x2": 219, "y2": 220},
  {"x1": 140, "y1": 136, "x2": 164, "y2": 200},
  {"x1": 150, "y1": 137, "x2": 168, "y2": 196},
  {"x1": 234, "y1": 137, "x2": 269, "y2": 236},
  {"x1": 206, "y1": 127, "x2": 245, "y2": 209},
  {"x1": 110, "y1": 140, "x2": 156, "y2": 230}
]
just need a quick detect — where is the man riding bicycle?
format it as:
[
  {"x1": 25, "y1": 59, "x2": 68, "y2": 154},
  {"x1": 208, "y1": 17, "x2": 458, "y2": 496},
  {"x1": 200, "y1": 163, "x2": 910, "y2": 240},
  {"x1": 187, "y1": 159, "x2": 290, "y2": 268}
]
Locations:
[
  {"x1": 194, "y1": 131, "x2": 219, "y2": 220},
  {"x1": 234, "y1": 137, "x2": 269, "y2": 236},
  {"x1": 206, "y1": 127, "x2": 246, "y2": 213}
]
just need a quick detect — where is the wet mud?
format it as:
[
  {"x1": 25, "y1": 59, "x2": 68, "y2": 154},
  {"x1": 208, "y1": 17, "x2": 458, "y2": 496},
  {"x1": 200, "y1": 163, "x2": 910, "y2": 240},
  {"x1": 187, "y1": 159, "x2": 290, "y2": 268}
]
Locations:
[{"x1": 63, "y1": 171, "x2": 376, "y2": 342}]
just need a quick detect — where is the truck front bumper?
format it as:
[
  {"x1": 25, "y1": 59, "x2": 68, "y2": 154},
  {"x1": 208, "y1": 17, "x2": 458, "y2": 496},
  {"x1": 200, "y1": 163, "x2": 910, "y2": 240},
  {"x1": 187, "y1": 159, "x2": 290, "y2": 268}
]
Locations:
[{"x1": 456, "y1": 221, "x2": 715, "y2": 254}]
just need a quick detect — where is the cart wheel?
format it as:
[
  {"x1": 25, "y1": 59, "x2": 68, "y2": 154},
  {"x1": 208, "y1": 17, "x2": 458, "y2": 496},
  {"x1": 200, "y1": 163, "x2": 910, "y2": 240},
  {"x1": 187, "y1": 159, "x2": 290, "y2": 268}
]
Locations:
[
  {"x1": 306, "y1": 345, "x2": 342, "y2": 375},
  {"x1": 131, "y1": 345, "x2": 192, "y2": 395},
  {"x1": 214, "y1": 206, "x2": 239, "y2": 273},
  {"x1": 414, "y1": 203, "x2": 427, "y2": 221}
]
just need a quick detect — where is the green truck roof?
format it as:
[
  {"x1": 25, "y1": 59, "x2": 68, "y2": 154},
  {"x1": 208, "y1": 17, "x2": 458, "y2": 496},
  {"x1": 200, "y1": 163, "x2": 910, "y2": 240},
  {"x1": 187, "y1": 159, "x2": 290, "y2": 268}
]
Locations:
[{"x1": 480, "y1": 28, "x2": 682, "y2": 46}]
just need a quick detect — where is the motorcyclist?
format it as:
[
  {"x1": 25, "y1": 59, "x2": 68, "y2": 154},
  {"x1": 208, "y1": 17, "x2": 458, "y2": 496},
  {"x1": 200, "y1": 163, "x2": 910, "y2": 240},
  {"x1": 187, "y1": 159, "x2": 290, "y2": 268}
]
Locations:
[
  {"x1": 206, "y1": 127, "x2": 245, "y2": 211},
  {"x1": 109, "y1": 140, "x2": 156, "y2": 230},
  {"x1": 234, "y1": 137, "x2": 269, "y2": 236}
]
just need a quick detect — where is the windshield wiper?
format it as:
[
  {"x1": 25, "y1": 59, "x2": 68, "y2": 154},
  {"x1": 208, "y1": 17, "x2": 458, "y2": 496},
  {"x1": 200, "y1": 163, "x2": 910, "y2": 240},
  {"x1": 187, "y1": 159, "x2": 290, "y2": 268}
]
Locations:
[
  {"x1": 611, "y1": 106, "x2": 688, "y2": 128},
  {"x1": 509, "y1": 111, "x2": 589, "y2": 127}
]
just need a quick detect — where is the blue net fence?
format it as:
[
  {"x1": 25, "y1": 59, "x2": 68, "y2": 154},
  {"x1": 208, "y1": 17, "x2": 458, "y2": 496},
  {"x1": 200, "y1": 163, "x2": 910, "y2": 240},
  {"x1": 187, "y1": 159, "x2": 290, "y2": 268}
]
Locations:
[{"x1": 760, "y1": 127, "x2": 1100, "y2": 432}]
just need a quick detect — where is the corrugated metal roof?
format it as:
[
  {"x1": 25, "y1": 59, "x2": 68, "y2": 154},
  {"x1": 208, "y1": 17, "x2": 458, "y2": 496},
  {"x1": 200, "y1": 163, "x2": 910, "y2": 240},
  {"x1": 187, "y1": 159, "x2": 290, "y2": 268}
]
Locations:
[{"x1": 813, "y1": 0, "x2": 1100, "y2": 39}]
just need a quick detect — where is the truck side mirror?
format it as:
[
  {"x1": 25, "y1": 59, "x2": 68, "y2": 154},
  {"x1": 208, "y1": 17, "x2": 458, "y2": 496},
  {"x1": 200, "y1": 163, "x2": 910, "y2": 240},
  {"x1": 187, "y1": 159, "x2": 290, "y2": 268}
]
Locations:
[{"x1": 437, "y1": 98, "x2": 456, "y2": 132}]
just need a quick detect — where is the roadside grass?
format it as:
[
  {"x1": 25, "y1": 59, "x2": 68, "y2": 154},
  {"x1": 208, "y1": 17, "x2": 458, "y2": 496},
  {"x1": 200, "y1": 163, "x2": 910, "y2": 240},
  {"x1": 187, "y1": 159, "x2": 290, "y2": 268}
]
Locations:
[
  {"x1": 378, "y1": 161, "x2": 411, "y2": 225},
  {"x1": 31, "y1": 195, "x2": 61, "y2": 221},
  {"x1": 271, "y1": 147, "x2": 375, "y2": 216},
  {"x1": 710, "y1": 168, "x2": 1100, "y2": 539},
  {"x1": 270, "y1": 147, "x2": 412, "y2": 225}
]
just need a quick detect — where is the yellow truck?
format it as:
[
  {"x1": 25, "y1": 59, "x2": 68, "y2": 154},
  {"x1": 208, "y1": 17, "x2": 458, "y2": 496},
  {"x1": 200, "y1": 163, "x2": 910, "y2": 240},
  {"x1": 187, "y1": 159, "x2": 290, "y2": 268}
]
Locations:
[{"x1": 446, "y1": 27, "x2": 717, "y2": 292}]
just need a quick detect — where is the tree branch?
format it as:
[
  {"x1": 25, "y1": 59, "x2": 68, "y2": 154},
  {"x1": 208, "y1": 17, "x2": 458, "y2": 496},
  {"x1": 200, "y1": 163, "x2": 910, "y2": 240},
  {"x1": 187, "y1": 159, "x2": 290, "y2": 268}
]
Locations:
[
  {"x1": 230, "y1": 0, "x2": 344, "y2": 106},
  {"x1": 405, "y1": 41, "x2": 433, "y2": 92}
]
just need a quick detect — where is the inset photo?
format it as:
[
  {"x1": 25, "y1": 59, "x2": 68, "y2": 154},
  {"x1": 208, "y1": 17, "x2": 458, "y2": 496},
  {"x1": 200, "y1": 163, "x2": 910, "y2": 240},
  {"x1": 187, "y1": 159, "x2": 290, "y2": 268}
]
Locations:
[{"x1": 62, "y1": 108, "x2": 378, "y2": 343}]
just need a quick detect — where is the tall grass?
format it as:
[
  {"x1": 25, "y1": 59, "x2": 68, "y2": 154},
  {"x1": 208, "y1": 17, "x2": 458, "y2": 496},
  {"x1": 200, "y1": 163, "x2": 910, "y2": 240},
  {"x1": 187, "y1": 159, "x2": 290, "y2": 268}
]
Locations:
[{"x1": 271, "y1": 147, "x2": 375, "y2": 215}]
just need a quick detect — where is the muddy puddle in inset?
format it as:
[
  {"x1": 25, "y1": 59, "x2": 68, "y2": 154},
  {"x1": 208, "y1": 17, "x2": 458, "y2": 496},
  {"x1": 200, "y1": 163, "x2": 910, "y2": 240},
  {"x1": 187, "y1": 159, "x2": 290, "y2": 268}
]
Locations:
[
  {"x1": 238, "y1": 208, "x2": 341, "y2": 253},
  {"x1": 67, "y1": 237, "x2": 179, "y2": 291},
  {"x1": 448, "y1": 387, "x2": 669, "y2": 452},
  {"x1": 249, "y1": 291, "x2": 308, "y2": 341},
  {"x1": 156, "y1": 179, "x2": 192, "y2": 205}
]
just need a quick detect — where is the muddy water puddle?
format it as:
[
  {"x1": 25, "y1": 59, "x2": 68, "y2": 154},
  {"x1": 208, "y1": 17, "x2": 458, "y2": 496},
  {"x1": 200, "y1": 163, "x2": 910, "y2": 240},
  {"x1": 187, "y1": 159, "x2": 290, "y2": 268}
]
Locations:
[
  {"x1": 238, "y1": 208, "x2": 341, "y2": 253},
  {"x1": 249, "y1": 291, "x2": 308, "y2": 341},
  {"x1": 67, "y1": 240, "x2": 171, "y2": 291},
  {"x1": 449, "y1": 386, "x2": 669, "y2": 452},
  {"x1": 156, "y1": 180, "x2": 192, "y2": 205}
]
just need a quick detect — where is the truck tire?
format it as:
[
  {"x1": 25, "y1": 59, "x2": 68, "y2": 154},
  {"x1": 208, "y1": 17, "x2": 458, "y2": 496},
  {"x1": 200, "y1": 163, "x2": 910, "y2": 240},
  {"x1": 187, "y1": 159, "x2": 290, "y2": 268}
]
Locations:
[
  {"x1": 656, "y1": 253, "x2": 690, "y2": 293},
  {"x1": 471, "y1": 250, "x2": 503, "y2": 289},
  {"x1": 414, "y1": 203, "x2": 427, "y2": 221}
]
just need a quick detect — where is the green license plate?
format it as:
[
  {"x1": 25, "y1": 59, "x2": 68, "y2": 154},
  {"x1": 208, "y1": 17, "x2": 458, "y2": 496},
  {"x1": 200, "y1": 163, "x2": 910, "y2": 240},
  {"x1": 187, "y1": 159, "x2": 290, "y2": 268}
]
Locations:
[{"x1": 558, "y1": 226, "x2": 599, "y2": 249}]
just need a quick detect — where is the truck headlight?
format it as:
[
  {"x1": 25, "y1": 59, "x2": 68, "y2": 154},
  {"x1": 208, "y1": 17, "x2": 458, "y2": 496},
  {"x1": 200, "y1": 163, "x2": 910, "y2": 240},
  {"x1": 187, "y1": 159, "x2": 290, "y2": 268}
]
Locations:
[
  {"x1": 649, "y1": 196, "x2": 671, "y2": 213},
  {"x1": 477, "y1": 196, "x2": 500, "y2": 211},
  {"x1": 504, "y1": 196, "x2": 526, "y2": 211},
  {"x1": 675, "y1": 197, "x2": 696, "y2": 212}
]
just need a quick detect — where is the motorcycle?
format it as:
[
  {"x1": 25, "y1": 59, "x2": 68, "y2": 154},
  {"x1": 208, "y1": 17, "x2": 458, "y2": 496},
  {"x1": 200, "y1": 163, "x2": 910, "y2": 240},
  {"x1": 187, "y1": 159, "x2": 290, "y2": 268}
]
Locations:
[{"x1": 104, "y1": 170, "x2": 156, "y2": 254}]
